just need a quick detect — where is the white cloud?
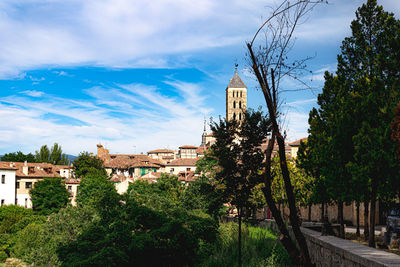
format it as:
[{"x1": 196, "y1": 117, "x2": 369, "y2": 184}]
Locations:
[
  {"x1": 0, "y1": 80, "x2": 212, "y2": 154},
  {"x1": 20, "y1": 90, "x2": 45, "y2": 97}
]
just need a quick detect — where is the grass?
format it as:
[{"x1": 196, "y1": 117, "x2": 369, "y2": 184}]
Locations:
[{"x1": 200, "y1": 222, "x2": 291, "y2": 267}]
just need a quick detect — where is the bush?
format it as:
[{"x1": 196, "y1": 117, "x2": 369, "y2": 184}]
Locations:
[
  {"x1": 0, "y1": 250, "x2": 7, "y2": 262},
  {"x1": 200, "y1": 222, "x2": 291, "y2": 267}
]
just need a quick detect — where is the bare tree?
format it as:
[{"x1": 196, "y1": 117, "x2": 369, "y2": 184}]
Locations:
[{"x1": 246, "y1": 1, "x2": 325, "y2": 266}]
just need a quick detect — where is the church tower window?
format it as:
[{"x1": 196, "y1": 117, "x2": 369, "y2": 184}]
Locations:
[
  {"x1": 233, "y1": 101, "x2": 236, "y2": 108},
  {"x1": 233, "y1": 113, "x2": 236, "y2": 120},
  {"x1": 239, "y1": 113, "x2": 242, "y2": 120},
  {"x1": 239, "y1": 101, "x2": 242, "y2": 109}
]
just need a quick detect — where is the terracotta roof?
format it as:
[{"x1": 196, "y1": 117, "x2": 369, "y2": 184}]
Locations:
[
  {"x1": 16, "y1": 169, "x2": 61, "y2": 178},
  {"x1": 1, "y1": 161, "x2": 62, "y2": 178},
  {"x1": 289, "y1": 138, "x2": 308, "y2": 147},
  {"x1": 177, "y1": 171, "x2": 199, "y2": 182},
  {"x1": 0, "y1": 162, "x2": 18, "y2": 170},
  {"x1": 147, "y1": 149, "x2": 175, "y2": 154},
  {"x1": 65, "y1": 178, "x2": 81, "y2": 184},
  {"x1": 109, "y1": 173, "x2": 133, "y2": 183},
  {"x1": 167, "y1": 158, "x2": 198, "y2": 166},
  {"x1": 196, "y1": 147, "x2": 207, "y2": 154},
  {"x1": 179, "y1": 145, "x2": 198, "y2": 149},
  {"x1": 227, "y1": 69, "x2": 247, "y2": 88},
  {"x1": 103, "y1": 154, "x2": 163, "y2": 168},
  {"x1": 138, "y1": 172, "x2": 162, "y2": 183}
]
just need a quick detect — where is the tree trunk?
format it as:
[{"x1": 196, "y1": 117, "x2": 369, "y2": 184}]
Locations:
[
  {"x1": 369, "y1": 186, "x2": 377, "y2": 248},
  {"x1": 321, "y1": 201, "x2": 325, "y2": 222},
  {"x1": 276, "y1": 133, "x2": 312, "y2": 266},
  {"x1": 238, "y1": 208, "x2": 242, "y2": 267},
  {"x1": 356, "y1": 201, "x2": 360, "y2": 237},
  {"x1": 364, "y1": 200, "x2": 369, "y2": 241},
  {"x1": 260, "y1": 134, "x2": 302, "y2": 265},
  {"x1": 338, "y1": 200, "x2": 345, "y2": 238},
  {"x1": 308, "y1": 203, "x2": 312, "y2": 222}
]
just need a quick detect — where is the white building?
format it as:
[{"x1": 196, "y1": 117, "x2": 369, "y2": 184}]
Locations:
[{"x1": 0, "y1": 162, "x2": 17, "y2": 206}]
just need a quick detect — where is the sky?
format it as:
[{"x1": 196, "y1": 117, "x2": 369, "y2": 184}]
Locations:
[{"x1": 0, "y1": 0, "x2": 399, "y2": 155}]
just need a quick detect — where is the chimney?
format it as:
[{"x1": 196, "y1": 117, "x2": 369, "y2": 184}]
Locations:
[
  {"x1": 22, "y1": 162, "x2": 28, "y2": 175},
  {"x1": 90, "y1": 152, "x2": 93, "y2": 156}
]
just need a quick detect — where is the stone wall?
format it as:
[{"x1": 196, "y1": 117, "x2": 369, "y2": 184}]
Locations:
[{"x1": 258, "y1": 220, "x2": 400, "y2": 267}]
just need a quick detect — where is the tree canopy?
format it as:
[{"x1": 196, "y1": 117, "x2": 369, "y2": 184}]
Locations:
[
  {"x1": 72, "y1": 152, "x2": 106, "y2": 178},
  {"x1": 0, "y1": 152, "x2": 35, "y2": 163},
  {"x1": 29, "y1": 178, "x2": 70, "y2": 215}
]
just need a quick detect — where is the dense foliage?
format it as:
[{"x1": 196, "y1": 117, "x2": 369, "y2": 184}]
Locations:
[
  {"x1": 298, "y1": 0, "x2": 400, "y2": 246},
  {"x1": 35, "y1": 143, "x2": 69, "y2": 165},
  {"x1": 72, "y1": 152, "x2": 106, "y2": 178},
  {"x1": 29, "y1": 177, "x2": 70, "y2": 215},
  {"x1": 0, "y1": 151, "x2": 35, "y2": 162}
]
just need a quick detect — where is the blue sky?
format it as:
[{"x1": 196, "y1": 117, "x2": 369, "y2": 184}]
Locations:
[{"x1": 0, "y1": 0, "x2": 399, "y2": 155}]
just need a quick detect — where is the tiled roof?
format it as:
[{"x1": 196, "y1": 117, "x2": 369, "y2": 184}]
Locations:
[
  {"x1": 288, "y1": 138, "x2": 308, "y2": 147},
  {"x1": 179, "y1": 145, "x2": 198, "y2": 149},
  {"x1": 177, "y1": 171, "x2": 199, "y2": 182},
  {"x1": 196, "y1": 147, "x2": 207, "y2": 154},
  {"x1": 167, "y1": 158, "x2": 198, "y2": 166},
  {"x1": 0, "y1": 162, "x2": 18, "y2": 170},
  {"x1": 147, "y1": 149, "x2": 175, "y2": 154},
  {"x1": 103, "y1": 154, "x2": 163, "y2": 168},
  {"x1": 227, "y1": 69, "x2": 247, "y2": 88},
  {"x1": 138, "y1": 172, "x2": 162, "y2": 183},
  {"x1": 65, "y1": 178, "x2": 81, "y2": 184},
  {"x1": 1, "y1": 161, "x2": 62, "y2": 177}
]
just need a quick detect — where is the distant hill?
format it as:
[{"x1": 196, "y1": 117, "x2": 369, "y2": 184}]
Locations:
[{"x1": 66, "y1": 154, "x2": 78, "y2": 163}]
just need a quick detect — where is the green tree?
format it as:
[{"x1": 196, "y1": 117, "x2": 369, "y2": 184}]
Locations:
[
  {"x1": 1, "y1": 151, "x2": 35, "y2": 162},
  {"x1": 338, "y1": 0, "x2": 400, "y2": 247},
  {"x1": 73, "y1": 152, "x2": 106, "y2": 178},
  {"x1": 11, "y1": 205, "x2": 97, "y2": 266},
  {"x1": 210, "y1": 110, "x2": 271, "y2": 267},
  {"x1": 30, "y1": 177, "x2": 69, "y2": 215},
  {"x1": 76, "y1": 172, "x2": 119, "y2": 214},
  {"x1": 35, "y1": 143, "x2": 69, "y2": 165}
]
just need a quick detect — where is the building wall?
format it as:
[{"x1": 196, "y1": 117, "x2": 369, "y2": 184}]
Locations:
[
  {"x1": 66, "y1": 183, "x2": 79, "y2": 206},
  {"x1": 16, "y1": 177, "x2": 41, "y2": 209},
  {"x1": 179, "y1": 149, "x2": 197, "y2": 159},
  {"x1": 226, "y1": 87, "x2": 247, "y2": 121},
  {"x1": 0, "y1": 169, "x2": 16, "y2": 206},
  {"x1": 165, "y1": 165, "x2": 196, "y2": 175}
]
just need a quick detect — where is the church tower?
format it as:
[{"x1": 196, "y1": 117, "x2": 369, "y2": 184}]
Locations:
[{"x1": 226, "y1": 67, "x2": 247, "y2": 121}]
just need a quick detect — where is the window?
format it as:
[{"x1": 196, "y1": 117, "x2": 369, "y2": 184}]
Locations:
[
  {"x1": 1, "y1": 175, "x2": 5, "y2": 184},
  {"x1": 25, "y1": 198, "x2": 28, "y2": 208},
  {"x1": 240, "y1": 91, "x2": 242, "y2": 97},
  {"x1": 16, "y1": 182, "x2": 20, "y2": 189},
  {"x1": 1, "y1": 199, "x2": 4, "y2": 206},
  {"x1": 239, "y1": 101, "x2": 242, "y2": 109},
  {"x1": 170, "y1": 168, "x2": 174, "y2": 174},
  {"x1": 68, "y1": 186, "x2": 72, "y2": 192},
  {"x1": 239, "y1": 113, "x2": 242, "y2": 120},
  {"x1": 233, "y1": 113, "x2": 236, "y2": 120},
  {"x1": 186, "y1": 168, "x2": 191, "y2": 172},
  {"x1": 25, "y1": 182, "x2": 32, "y2": 189},
  {"x1": 232, "y1": 91, "x2": 234, "y2": 98},
  {"x1": 233, "y1": 101, "x2": 236, "y2": 108}
]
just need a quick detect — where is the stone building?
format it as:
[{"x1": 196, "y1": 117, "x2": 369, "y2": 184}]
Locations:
[{"x1": 226, "y1": 68, "x2": 247, "y2": 122}]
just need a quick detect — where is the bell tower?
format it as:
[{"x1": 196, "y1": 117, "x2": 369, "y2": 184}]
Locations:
[{"x1": 226, "y1": 66, "x2": 247, "y2": 121}]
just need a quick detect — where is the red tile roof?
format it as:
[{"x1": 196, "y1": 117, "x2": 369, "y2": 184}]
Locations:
[
  {"x1": 179, "y1": 145, "x2": 198, "y2": 149},
  {"x1": 1, "y1": 161, "x2": 62, "y2": 178},
  {"x1": 167, "y1": 158, "x2": 198, "y2": 166},
  {"x1": 147, "y1": 149, "x2": 175, "y2": 154},
  {"x1": 65, "y1": 178, "x2": 81, "y2": 184},
  {"x1": 0, "y1": 162, "x2": 18, "y2": 170},
  {"x1": 288, "y1": 138, "x2": 308, "y2": 147},
  {"x1": 177, "y1": 171, "x2": 199, "y2": 182}
]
